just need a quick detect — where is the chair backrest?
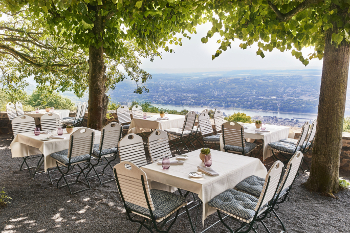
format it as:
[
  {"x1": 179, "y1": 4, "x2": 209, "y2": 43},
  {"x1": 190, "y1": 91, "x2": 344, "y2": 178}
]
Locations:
[
  {"x1": 119, "y1": 133, "x2": 148, "y2": 167},
  {"x1": 255, "y1": 160, "x2": 284, "y2": 211},
  {"x1": 99, "y1": 122, "x2": 122, "y2": 151},
  {"x1": 295, "y1": 121, "x2": 309, "y2": 149},
  {"x1": 117, "y1": 105, "x2": 132, "y2": 124},
  {"x1": 79, "y1": 102, "x2": 87, "y2": 119},
  {"x1": 12, "y1": 115, "x2": 36, "y2": 137},
  {"x1": 41, "y1": 113, "x2": 61, "y2": 131},
  {"x1": 148, "y1": 130, "x2": 172, "y2": 162},
  {"x1": 198, "y1": 112, "x2": 214, "y2": 136},
  {"x1": 277, "y1": 151, "x2": 304, "y2": 196},
  {"x1": 214, "y1": 110, "x2": 225, "y2": 133},
  {"x1": 75, "y1": 103, "x2": 82, "y2": 120},
  {"x1": 182, "y1": 111, "x2": 196, "y2": 132},
  {"x1": 132, "y1": 105, "x2": 143, "y2": 119},
  {"x1": 6, "y1": 102, "x2": 17, "y2": 121},
  {"x1": 222, "y1": 122, "x2": 245, "y2": 148},
  {"x1": 68, "y1": 127, "x2": 94, "y2": 161},
  {"x1": 114, "y1": 161, "x2": 154, "y2": 211},
  {"x1": 306, "y1": 120, "x2": 317, "y2": 145},
  {"x1": 15, "y1": 102, "x2": 24, "y2": 116}
]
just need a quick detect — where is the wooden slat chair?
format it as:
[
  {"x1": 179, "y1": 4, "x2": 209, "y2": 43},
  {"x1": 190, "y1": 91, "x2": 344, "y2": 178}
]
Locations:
[
  {"x1": 208, "y1": 160, "x2": 284, "y2": 233},
  {"x1": 119, "y1": 133, "x2": 148, "y2": 167},
  {"x1": 234, "y1": 151, "x2": 303, "y2": 232},
  {"x1": 165, "y1": 111, "x2": 197, "y2": 154},
  {"x1": 15, "y1": 102, "x2": 24, "y2": 116},
  {"x1": 148, "y1": 130, "x2": 173, "y2": 163},
  {"x1": 198, "y1": 112, "x2": 220, "y2": 149},
  {"x1": 222, "y1": 122, "x2": 258, "y2": 157},
  {"x1": 117, "y1": 105, "x2": 132, "y2": 132},
  {"x1": 132, "y1": 105, "x2": 144, "y2": 119},
  {"x1": 62, "y1": 103, "x2": 82, "y2": 126},
  {"x1": 214, "y1": 110, "x2": 226, "y2": 134},
  {"x1": 113, "y1": 161, "x2": 195, "y2": 233},
  {"x1": 6, "y1": 102, "x2": 17, "y2": 121},
  {"x1": 49, "y1": 127, "x2": 94, "y2": 194},
  {"x1": 12, "y1": 115, "x2": 44, "y2": 176},
  {"x1": 41, "y1": 113, "x2": 61, "y2": 132},
  {"x1": 90, "y1": 122, "x2": 122, "y2": 184},
  {"x1": 268, "y1": 122, "x2": 309, "y2": 164}
]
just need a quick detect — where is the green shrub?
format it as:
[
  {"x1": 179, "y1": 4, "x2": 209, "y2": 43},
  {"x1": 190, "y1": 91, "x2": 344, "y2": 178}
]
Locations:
[
  {"x1": 0, "y1": 188, "x2": 12, "y2": 207},
  {"x1": 343, "y1": 117, "x2": 350, "y2": 132},
  {"x1": 339, "y1": 178, "x2": 350, "y2": 189},
  {"x1": 108, "y1": 102, "x2": 120, "y2": 110},
  {"x1": 225, "y1": 112, "x2": 252, "y2": 123}
]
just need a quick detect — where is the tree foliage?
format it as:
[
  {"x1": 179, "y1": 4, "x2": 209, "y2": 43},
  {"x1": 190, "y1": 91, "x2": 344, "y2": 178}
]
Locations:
[
  {"x1": 225, "y1": 112, "x2": 252, "y2": 123},
  {"x1": 26, "y1": 88, "x2": 75, "y2": 110}
]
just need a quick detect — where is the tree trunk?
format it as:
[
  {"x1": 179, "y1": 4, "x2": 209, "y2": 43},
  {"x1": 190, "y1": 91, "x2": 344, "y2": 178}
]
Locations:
[
  {"x1": 305, "y1": 29, "x2": 350, "y2": 194},
  {"x1": 87, "y1": 13, "x2": 105, "y2": 130},
  {"x1": 102, "y1": 93, "x2": 109, "y2": 126}
]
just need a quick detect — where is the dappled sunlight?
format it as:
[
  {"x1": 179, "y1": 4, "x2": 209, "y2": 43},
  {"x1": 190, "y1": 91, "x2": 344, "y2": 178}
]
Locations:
[
  {"x1": 75, "y1": 219, "x2": 86, "y2": 223},
  {"x1": 9, "y1": 217, "x2": 28, "y2": 222},
  {"x1": 83, "y1": 197, "x2": 90, "y2": 201},
  {"x1": 37, "y1": 229, "x2": 47, "y2": 232},
  {"x1": 3, "y1": 216, "x2": 39, "y2": 232},
  {"x1": 51, "y1": 213, "x2": 63, "y2": 222},
  {"x1": 77, "y1": 205, "x2": 90, "y2": 214}
]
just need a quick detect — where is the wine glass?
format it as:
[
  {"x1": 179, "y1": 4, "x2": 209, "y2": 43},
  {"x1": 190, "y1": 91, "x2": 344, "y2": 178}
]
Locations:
[
  {"x1": 57, "y1": 127, "x2": 63, "y2": 136},
  {"x1": 204, "y1": 154, "x2": 212, "y2": 167},
  {"x1": 143, "y1": 112, "x2": 147, "y2": 119},
  {"x1": 162, "y1": 156, "x2": 170, "y2": 169},
  {"x1": 35, "y1": 107, "x2": 39, "y2": 113},
  {"x1": 50, "y1": 107, "x2": 54, "y2": 112}
]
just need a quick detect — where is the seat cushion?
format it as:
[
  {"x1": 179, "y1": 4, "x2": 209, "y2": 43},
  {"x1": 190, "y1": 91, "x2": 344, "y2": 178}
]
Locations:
[
  {"x1": 203, "y1": 134, "x2": 220, "y2": 142},
  {"x1": 50, "y1": 149, "x2": 90, "y2": 165},
  {"x1": 279, "y1": 138, "x2": 298, "y2": 145},
  {"x1": 122, "y1": 124, "x2": 130, "y2": 130},
  {"x1": 165, "y1": 128, "x2": 191, "y2": 136},
  {"x1": 92, "y1": 144, "x2": 118, "y2": 157},
  {"x1": 125, "y1": 189, "x2": 186, "y2": 220},
  {"x1": 235, "y1": 175, "x2": 265, "y2": 197},
  {"x1": 268, "y1": 141, "x2": 300, "y2": 154},
  {"x1": 208, "y1": 189, "x2": 258, "y2": 222},
  {"x1": 224, "y1": 142, "x2": 257, "y2": 154}
]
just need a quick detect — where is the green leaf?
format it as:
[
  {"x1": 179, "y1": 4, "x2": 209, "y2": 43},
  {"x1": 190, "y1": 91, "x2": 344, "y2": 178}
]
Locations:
[
  {"x1": 135, "y1": 1, "x2": 142, "y2": 9},
  {"x1": 332, "y1": 33, "x2": 343, "y2": 45}
]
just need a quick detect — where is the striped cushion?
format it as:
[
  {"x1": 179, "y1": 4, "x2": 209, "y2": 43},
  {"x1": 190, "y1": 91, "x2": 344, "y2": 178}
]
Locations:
[
  {"x1": 50, "y1": 149, "x2": 90, "y2": 165},
  {"x1": 92, "y1": 144, "x2": 118, "y2": 157},
  {"x1": 165, "y1": 128, "x2": 191, "y2": 136},
  {"x1": 203, "y1": 135, "x2": 220, "y2": 142},
  {"x1": 125, "y1": 189, "x2": 186, "y2": 220},
  {"x1": 235, "y1": 175, "x2": 264, "y2": 197},
  {"x1": 279, "y1": 138, "x2": 298, "y2": 144},
  {"x1": 268, "y1": 141, "x2": 300, "y2": 154},
  {"x1": 224, "y1": 142, "x2": 257, "y2": 154},
  {"x1": 208, "y1": 189, "x2": 258, "y2": 222}
]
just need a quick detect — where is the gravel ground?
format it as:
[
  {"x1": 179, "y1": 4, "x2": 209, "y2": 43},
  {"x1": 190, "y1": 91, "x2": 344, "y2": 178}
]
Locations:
[{"x1": 1, "y1": 135, "x2": 350, "y2": 233}]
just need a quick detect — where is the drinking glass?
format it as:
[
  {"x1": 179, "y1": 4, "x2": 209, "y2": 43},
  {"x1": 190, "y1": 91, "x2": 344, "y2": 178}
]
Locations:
[
  {"x1": 204, "y1": 154, "x2": 212, "y2": 167},
  {"x1": 162, "y1": 156, "x2": 170, "y2": 169},
  {"x1": 50, "y1": 107, "x2": 54, "y2": 112},
  {"x1": 143, "y1": 112, "x2": 147, "y2": 119},
  {"x1": 34, "y1": 127, "x2": 40, "y2": 136},
  {"x1": 57, "y1": 127, "x2": 63, "y2": 136},
  {"x1": 35, "y1": 107, "x2": 39, "y2": 113}
]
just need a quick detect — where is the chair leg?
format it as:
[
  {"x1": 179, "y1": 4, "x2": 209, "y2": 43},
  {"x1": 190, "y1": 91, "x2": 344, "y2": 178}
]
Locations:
[
  {"x1": 217, "y1": 211, "x2": 233, "y2": 233},
  {"x1": 136, "y1": 219, "x2": 144, "y2": 233},
  {"x1": 260, "y1": 221, "x2": 271, "y2": 233},
  {"x1": 184, "y1": 205, "x2": 196, "y2": 233},
  {"x1": 272, "y1": 209, "x2": 286, "y2": 231}
]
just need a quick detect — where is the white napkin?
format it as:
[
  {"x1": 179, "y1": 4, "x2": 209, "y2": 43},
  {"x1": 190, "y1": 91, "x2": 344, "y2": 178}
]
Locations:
[
  {"x1": 197, "y1": 166, "x2": 219, "y2": 176},
  {"x1": 157, "y1": 117, "x2": 169, "y2": 121},
  {"x1": 49, "y1": 135, "x2": 66, "y2": 139},
  {"x1": 40, "y1": 131, "x2": 48, "y2": 134},
  {"x1": 157, "y1": 160, "x2": 184, "y2": 165}
]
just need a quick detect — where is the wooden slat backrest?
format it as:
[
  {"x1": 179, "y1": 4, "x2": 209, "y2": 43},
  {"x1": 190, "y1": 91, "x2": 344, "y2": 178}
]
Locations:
[
  {"x1": 117, "y1": 105, "x2": 132, "y2": 124},
  {"x1": 198, "y1": 112, "x2": 214, "y2": 136},
  {"x1": 214, "y1": 110, "x2": 226, "y2": 132},
  {"x1": 148, "y1": 130, "x2": 172, "y2": 162},
  {"x1": 41, "y1": 113, "x2": 61, "y2": 131},
  {"x1": 12, "y1": 115, "x2": 36, "y2": 137},
  {"x1": 15, "y1": 102, "x2": 24, "y2": 116},
  {"x1": 68, "y1": 127, "x2": 94, "y2": 159},
  {"x1": 296, "y1": 121, "x2": 309, "y2": 148},
  {"x1": 132, "y1": 105, "x2": 143, "y2": 119},
  {"x1": 75, "y1": 103, "x2": 82, "y2": 120},
  {"x1": 6, "y1": 102, "x2": 17, "y2": 121},
  {"x1": 114, "y1": 161, "x2": 154, "y2": 210},
  {"x1": 100, "y1": 122, "x2": 122, "y2": 151},
  {"x1": 183, "y1": 111, "x2": 196, "y2": 131},
  {"x1": 277, "y1": 152, "x2": 303, "y2": 195},
  {"x1": 119, "y1": 133, "x2": 148, "y2": 167},
  {"x1": 255, "y1": 160, "x2": 283, "y2": 211},
  {"x1": 306, "y1": 120, "x2": 317, "y2": 144},
  {"x1": 222, "y1": 122, "x2": 245, "y2": 148},
  {"x1": 79, "y1": 102, "x2": 87, "y2": 119}
]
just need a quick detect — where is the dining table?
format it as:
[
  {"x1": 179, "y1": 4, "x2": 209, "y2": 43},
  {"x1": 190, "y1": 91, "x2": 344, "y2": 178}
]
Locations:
[
  {"x1": 10, "y1": 127, "x2": 101, "y2": 172},
  {"x1": 220, "y1": 123, "x2": 290, "y2": 160},
  {"x1": 141, "y1": 149, "x2": 267, "y2": 224},
  {"x1": 128, "y1": 113, "x2": 185, "y2": 134},
  {"x1": 26, "y1": 109, "x2": 71, "y2": 125}
]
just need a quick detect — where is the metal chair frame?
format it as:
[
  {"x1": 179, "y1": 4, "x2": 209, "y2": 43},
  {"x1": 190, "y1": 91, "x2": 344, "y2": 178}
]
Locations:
[{"x1": 113, "y1": 161, "x2": 195, "y2": 233}]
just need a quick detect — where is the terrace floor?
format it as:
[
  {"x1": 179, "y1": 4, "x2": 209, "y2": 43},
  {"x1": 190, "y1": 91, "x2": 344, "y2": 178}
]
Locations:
[{"x1": 0, "y1": 134, "x2": 350, "y2": 233}]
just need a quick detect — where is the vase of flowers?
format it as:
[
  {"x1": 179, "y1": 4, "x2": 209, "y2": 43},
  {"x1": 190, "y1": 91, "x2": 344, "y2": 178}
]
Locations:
[
  {"x1": 160, "y1": 110, "x2": 165, "y2": 118},
  {"x1": 66, "y1": 125, "x2": 74, "y2": 134},
  {"x1": 255, "y1": 120, "x2": 262, "y2": 129}
]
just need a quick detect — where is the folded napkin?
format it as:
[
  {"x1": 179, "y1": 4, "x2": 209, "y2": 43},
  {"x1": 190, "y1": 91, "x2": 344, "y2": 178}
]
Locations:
[
  {"x1": 260, "y1": 130, "x2": 270, "y2": 132},
  {"x1": 197, "y1": 166, "x2": 219, "y2": 176},
  {"x1": 49, "y1": 135, "x2": 65, "y2": 139},
  {"x1": 40, "y1": 131, "x2": 48, "y2": 134},
  {"x1": 157, "y1": 160, "x2": 184, "y2": 165},
  {"x1": 157, "y1": 117, "x2": 169, "y2": 121}
]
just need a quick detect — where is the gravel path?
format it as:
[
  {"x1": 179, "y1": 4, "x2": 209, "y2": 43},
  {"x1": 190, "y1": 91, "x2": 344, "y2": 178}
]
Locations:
[{"x1": 1, "y1": 135, "x2": 349, "y2": 233}]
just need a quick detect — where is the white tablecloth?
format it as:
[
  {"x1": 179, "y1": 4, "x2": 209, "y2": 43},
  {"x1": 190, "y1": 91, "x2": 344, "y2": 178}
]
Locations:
[
  {"x1": 10, "y1": 127, "x2": 101, "y2": 172},
  {"x1": 220, "y1": 123, "x2": 290, "y2": 160},
  {"x1": 26, "y1": 110, "x2": 71, "y2": 125},
  {"x1": 129, "y1": 114, "x2": 185, "y2": 133},
  {"x1": 141, "y1": 149, "x2": 267, "y2": 224}
]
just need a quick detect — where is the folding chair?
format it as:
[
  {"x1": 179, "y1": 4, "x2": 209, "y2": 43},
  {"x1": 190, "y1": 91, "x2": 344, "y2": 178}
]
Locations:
[
  {"x1": 15, "y1": 102, "x2": 24, "y2": 116},
  {"x1": 165, "y1": 111, "x2": 196, "y2": 154},
  {"x1": 222, "y1": 122, "x2": 258, "y2": 157},
  {"x1": 148, "y1": 130, "x2": 173, "y2": 163},
  {"x1": 132, "y1": 105, "x2": 144, "y2": 119},
  {"x1": 119, "y1": 133, "x2": 148, "y2": 167},
  {"x1": 62, "y1": 103, "x2": 82, "y2": 126},
  {"x1": 49, "y1": 127, "x2": 94, "y2": 194},
  {"x1": 113, "y1": 161, "x2": 195, "y2": 233},
  {"x1": 41, "y1": 113, "x2": 61, "y2": 132},
  {"x1": 6, "y1": 102, "x2": 17, "y2": 121},
  {"x1": 234, "y1": 151, "x2": 304, "y2": 232},
  {"x1": 214, "y1": 110, "x2": 226, "y2": 134},
  {"x1": 90, "y1": 122, "x2": 122, "y2": 184},
  {"x1": 197, "y1": 111, "x2": 220, "y2": 149},
  {"x1": 117, "y1": 105, "x2": 132, "y2": 133},
  {"x1": 208, "y1": 160, "x2": 284, "y2": 233},
  {"x1": 12, "y1": 115, "x2": 44, "y2": 177}
]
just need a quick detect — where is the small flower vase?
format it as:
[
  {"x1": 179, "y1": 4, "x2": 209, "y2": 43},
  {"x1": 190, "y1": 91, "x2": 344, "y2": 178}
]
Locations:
[
  {"x1": 66, "y1": 127, "x2": 74, "y2": 134},
  {"x1": 162, "y1": 156, "x2": 170, "y2": 169},
  {"x1": 160, "y1": 113, "x2": 165, "y2": 118},
  {"x1": 45, "y1": 108, "x2": 50, "y2": 112},
  {"x1": 255, "y1": 123, "x2": 262, "y2": 129}
]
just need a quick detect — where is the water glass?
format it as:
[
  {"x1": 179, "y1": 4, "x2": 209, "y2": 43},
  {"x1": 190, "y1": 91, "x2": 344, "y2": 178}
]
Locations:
[
  {"x1": 35, "y1": 107, "x2": 39, "y2": 113},
  {"x1": 204, "y1": 154, "x2": 212, "y2": 167},
  {"x1": 50, "y1": 107, "x2": 54, "y2": 112},
  {"x1": 34, "y1": 127, "x2": 40, "y2": 136},
  {"x1": 57, "y1": 127, "x2": 63, "y2": 136},
  {"x1": 143, "y1": 112, "x2": 147, "y2": 119},
  {"x1": 162, "y1": 156, "x2": 170, "y2": 170}
]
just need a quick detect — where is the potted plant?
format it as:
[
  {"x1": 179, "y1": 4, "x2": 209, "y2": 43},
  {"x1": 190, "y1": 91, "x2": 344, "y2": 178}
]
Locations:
[
  {"x1": 255, "y1": 120, "x2": 262, "y2": 129},
  {"x1": 66, "y1": 125, "x2": 74, "y2": 134},
  {"x1": 159, "y1": 110, "x2": 165, "y2": 118},
  {"x1": 200, "y1": 148, "x2": 211, "y2": 162},
  {"x1": 45, "y1": 107, "x2": 50, "y2": 112}
]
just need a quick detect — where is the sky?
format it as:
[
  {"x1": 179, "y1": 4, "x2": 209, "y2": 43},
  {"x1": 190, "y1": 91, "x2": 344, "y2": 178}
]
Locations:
[{"x1": 140, "y1": 23, "x2": 324, "y2": 74}]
